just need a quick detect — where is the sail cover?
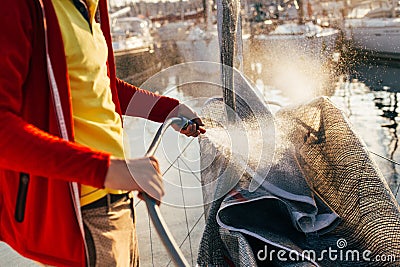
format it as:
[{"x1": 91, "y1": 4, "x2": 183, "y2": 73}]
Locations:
[{"x1": 197, "y1": 82, "x2": 400, "y2": 266}]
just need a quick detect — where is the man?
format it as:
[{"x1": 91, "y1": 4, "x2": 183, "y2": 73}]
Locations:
[{"x1": 0, "y1": 0, "x2": 205, "y2": 266}]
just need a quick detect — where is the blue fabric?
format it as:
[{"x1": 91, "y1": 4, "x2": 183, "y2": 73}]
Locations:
[{"x1": 72, "y1": 0, "x2": 90, "y2": 25}]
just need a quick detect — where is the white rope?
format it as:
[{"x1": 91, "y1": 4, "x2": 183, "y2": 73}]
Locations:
[{"x1": 38, "y1": 0, "x2": 86, "y2": 256}]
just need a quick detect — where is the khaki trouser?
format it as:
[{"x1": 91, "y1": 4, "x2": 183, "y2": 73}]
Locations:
[{"x1": 82, "y1": 194, "x2": 139, "y2": 267}]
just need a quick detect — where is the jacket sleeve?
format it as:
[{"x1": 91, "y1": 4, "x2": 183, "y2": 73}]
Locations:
[
  {"x1": 0, "y1": 2, "x2": 109, "y2": 189},
  {"x1": 116, "y1": 78, "x2": 180, "y2": 123}
]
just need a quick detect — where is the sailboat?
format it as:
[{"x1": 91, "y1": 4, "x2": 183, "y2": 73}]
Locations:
[
  {"x1": 344, "y1": 0, "x2": 400, "y2": 60},
  {"x1": 249, "y1": 0, "x2": 339, "y2": 64}
]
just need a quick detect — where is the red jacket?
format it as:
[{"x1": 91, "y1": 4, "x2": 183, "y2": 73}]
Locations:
[{"x1": 0, "y1": 0, "x2": 179, "y2": 266}]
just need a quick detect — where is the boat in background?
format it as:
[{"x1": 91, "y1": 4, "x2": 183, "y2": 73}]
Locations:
[
  {"x1": 154, "y1": 0, "x2": 220, "y2": 64},
  {"x1": 155, "y1": 20, "x2": 195, "y2": 42},
  {"x1": 110, "y1": 14, "x2": 162, "y2": 86},
  {"x1": 251, "y1": 21, "x2": 339, "y2": 64},
  {"x1": 174, "y1": 24, "x2": 220, "y2": 63},
  {"x1": 344, "y1": 0, "x2": 400, "y2": 60},
  {"x1": 111, "y1": 16, "x2": 155, "y2": 55},
  {"x1": 247, "y1": 0, "x2": 339, "y2": 65}
]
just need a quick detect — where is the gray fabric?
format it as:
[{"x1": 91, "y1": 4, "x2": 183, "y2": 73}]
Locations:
[
  {"x1": 220, "y1": 230, "x2": 258, "y2": 267},
  {"x1": 197, "y1": 94, "x2": 400, "y2": 266}
]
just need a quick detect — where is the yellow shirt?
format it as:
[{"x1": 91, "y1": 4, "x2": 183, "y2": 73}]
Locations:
[{"x1": 52, "y1": 0, "x2": 125, "y2": 206}]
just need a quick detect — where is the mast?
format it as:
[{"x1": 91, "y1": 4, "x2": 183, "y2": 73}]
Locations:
[
  {"x1": 392, "y1": 0, "x2": 397, "y2": 18},
  {"x1": 180, "y1": 0, "x2": 184, "y2": 21},
  {"x1": 297, "y1": 0, "x2": 304, "y2": 23},
  {"x1": 342, "y1": 0, "x2": 348, "y2": 18},
  {"x1": 203, "y1": 0, "x2": 207, "y2": 25},
  {"x1": 205, "y1": 0, "x2": 214, "y2": 31},
  {"x1": 217, "y1": 0, "x2": 242, "y2": 122}
]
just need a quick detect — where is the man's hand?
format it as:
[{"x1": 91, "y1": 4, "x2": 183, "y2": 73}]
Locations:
[
  {"x1": 104, "y1": 156, "x2": 164, "y2": 203},
  {"x1": 172, "y1": 103, "x2": 206, "y2": 137}
]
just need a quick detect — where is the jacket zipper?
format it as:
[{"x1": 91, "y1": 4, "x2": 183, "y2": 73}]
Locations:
[{"x1": 14, "y1": 173, "x2": 30, "y2": 222}]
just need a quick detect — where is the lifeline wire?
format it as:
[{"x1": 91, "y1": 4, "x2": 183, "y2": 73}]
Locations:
[
  {"x1": 148, "y1": 210, "x2": 155, "y2": 266},
  {"x1": 369, "y1": 150, "x2": 400, "y2": 197},
  {"x1": 134, "y1": 137, "x2": 197, "y2": 208},
  {"x1": 370, "y1": 150, "x2": 400, "y2": 166},
  {"x1": 177, "y1": 159, "x2": 194, "y2": 266},
  {"x1": 142, "y1": 135, "x2": 199, "y2": 266},
  {"x1": 162, "y1": 138, "x2": 196, "y2": 176},
  {"x1": 166, "y1": 211, "x2": 205, "y2": 267}
]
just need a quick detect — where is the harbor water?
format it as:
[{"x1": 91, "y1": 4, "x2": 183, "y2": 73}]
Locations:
[{"x1": 331, "y1": 60, "x2": 400, "y2": 203}]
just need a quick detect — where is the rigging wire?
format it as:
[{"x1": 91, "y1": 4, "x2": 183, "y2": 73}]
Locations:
[
  {"x1": 134, "y1": 137, "x2": 196, "y2": 208},
  {"x1": 166, "y1": 210, "x2": 205, "y2": 267},
  {"x1": 148, "y1": 211, "x2": 155, "y2": 266},
  {"x1": 369, "y1": 150, "x2": 400, "y2": 166},
  {"x1": 177, "y1": 159, "x2": 195, "y2": 266},
  {"x1": 162, "y1": 138, "x2": 196, "y2": 176},
  {"x1": 141, "y1": 133, "x2": 200, "y2": 266},
  {"x1": 179, "y1": 156, "x2": 202, "y2": 183},
  {"x1": 369, "y1": 150, "x2": 400, "y2": 197}
]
